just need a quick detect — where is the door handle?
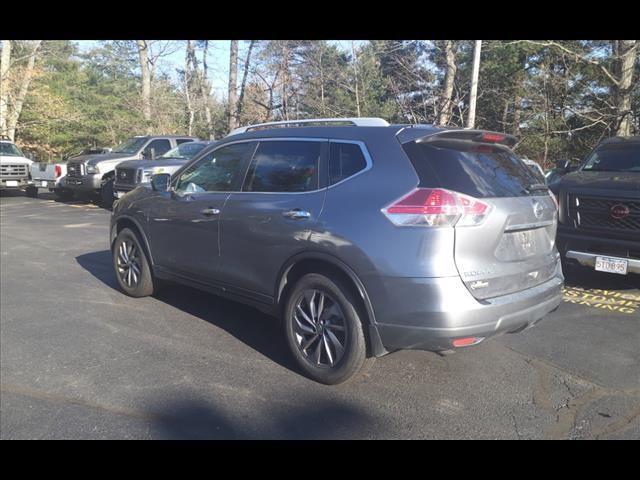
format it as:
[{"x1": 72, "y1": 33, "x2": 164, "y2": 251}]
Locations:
[
  {"x1": 200, "y1": 207, "x2": 220, "y2": 216},
  {"x1": 283, "y1": 209, "x2": 311, "y2": 220}
]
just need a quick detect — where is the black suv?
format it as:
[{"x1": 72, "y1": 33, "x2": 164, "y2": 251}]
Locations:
[{"x1": 550, "y1": 136, "x2": 640, "y2": 278}]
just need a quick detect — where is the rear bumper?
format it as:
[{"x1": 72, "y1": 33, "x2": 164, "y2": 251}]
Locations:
[
  {"x1": 367, "y1": 264, "x2": 564, "y2": 352},
  {"x1": 565, "y1": 250, "x2": 640, "y2": 274}
]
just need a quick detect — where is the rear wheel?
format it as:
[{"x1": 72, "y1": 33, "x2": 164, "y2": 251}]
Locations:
[
  {"x1": 113, "y1": 228, "x2": 155, "y2": 297},
  {"x1": 283, "y1": 273, "x2": 374, "y2": 385},
  {"x1": 25, "y1": 185, "x2": 38, "y2": 198}
]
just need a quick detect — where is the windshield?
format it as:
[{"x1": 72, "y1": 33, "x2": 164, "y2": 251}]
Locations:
[
  {"x1": 582, "y1": 145, "x2": 640, "y2": 172},
  {"x1": 113, "y1": 137, "x2": 147, "y2": 155},
  {"x1": 160, "y1": 142, "x2": 207, "y2": 160},
  {"x1": 0, "y1": 143, "x2": 24, "y2": 157}
]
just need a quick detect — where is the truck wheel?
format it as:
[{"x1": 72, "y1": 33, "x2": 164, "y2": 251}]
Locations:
[
  {"x1": 113, "y1": 228, "x2": 155, "y2": 297},
  {"x1": 283, "y1": 273, "x2": 374, "y2": 385},
  {"x1": 26, "y1": 186, "x2": 38, "y2": 198},
  {"x1": 100, "y1": 178, "x2": 115, "y2": 209}
]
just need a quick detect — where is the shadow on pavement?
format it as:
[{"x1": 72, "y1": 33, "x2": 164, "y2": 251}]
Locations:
[
  {"x1": 76, "y1": 250, "x2": 302, "y2": 377},
  {"x1": 149, "y1": 395, "x2": 374, "y2": 439}
]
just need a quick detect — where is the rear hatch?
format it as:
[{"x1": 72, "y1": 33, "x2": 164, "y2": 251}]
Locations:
[{"x1": 402, "y1": 131, "x2": 559, "y2": 300}]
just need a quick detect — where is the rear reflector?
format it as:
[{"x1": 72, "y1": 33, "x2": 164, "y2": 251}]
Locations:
[
  {"x1": 452, "y1": 337, "x2": 484, "y2": 347},
  {"x1": 382, "y1": 188, "x2": 491, "y2": 227}
]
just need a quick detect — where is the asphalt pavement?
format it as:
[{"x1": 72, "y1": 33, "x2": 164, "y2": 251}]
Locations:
[{"x1": 1, "y1": 190, "x2": 638, "y2": 439}]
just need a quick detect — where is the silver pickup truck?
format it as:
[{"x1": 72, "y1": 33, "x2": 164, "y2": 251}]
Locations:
[
  {"x1": 113, "y1": 141, "x2": 213, "y2": 199},
  {"x1": 64, "y1": 135, "x2": 198, "y2": 207},
  {"x1": 26, "y1": 162, "x2": 70, "y2": 198}
]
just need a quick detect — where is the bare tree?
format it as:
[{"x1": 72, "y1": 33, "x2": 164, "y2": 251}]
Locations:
[
  {"x1": 136, "y1": 40, "x2": 152, "y2": 134},
  {"x1": 184, "y1": 40, "x2": 195, "y2": 136},
  {"x1": 467, "y1": 40, "x2": 482, "y2": 129},
  {"x1": 236, "y1": 40, "x2": 256, "y2": 122},
  {"x1": 0, "y1": 40, "x2": 12, "y2": 137},
  {"x1": 437, "y1": 40, "x2": 457, "y2": 125},
  {"x1": 228, "y1": 40, "x2": 239, "y2": 131}
]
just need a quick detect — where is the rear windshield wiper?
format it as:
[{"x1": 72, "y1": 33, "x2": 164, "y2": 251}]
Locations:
[{"x1": 524, "y1": 183, "x2": 549, "y2": 194}]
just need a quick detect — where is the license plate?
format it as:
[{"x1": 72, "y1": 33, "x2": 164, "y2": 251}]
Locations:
[
  {"x1": 595, "y1": 256, "x2": 628, "y2": 275},
  {"x1": 115, "y1": 191, "x2": 125, "y2": 198},
  {"x1": 6, "y1": 180, "x2": 18, "y2": 187},
  {"x1": 70, "y1": 179, "x2": 82, "y2": 185},
  {"x1": 41, "y1": 181, "x2": 48, "y2": 187}
]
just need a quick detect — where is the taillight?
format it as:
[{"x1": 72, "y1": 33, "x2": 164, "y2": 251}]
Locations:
[
  {"x1": 54, "y1": 165, "x2": 62, "y2": 178},
  {"x1": 382, "y1": 188, "x2": 492, "y2": 227},
  {"x1": 480, "y1": 132, "x2": 506, "y2": 143}
]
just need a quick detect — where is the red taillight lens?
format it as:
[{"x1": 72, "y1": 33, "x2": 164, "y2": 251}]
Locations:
[
  {"x1": 452, "y1": 336, "x2": 484, "y2": 347},
  {"x1": 54, "y1": 165, "x2": 62, "y2": 178},
  {"x1": 480, "y1": 132, "x2": 505, "y2": 143},
  {"x1": 382, "y1": 188, "x2": 491, "y2": 227}
]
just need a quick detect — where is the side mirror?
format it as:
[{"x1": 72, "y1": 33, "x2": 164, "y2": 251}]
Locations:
[
  {"x1": 555, "y1": 159, "x2": 571, "y2": 172},
  {"x1": 142, "y1": 147, "x2": 156, "y2": 160},
  {"x1": 151, "y1": 173, "x2": 171, "y2": 192}
]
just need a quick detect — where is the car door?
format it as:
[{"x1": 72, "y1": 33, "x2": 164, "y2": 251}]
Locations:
[
  {"x1": 145, "y1": 142, "x2": 257, "y2": 282},
  {"x1": 219, "y1": 139, "x2": 328, "y2": 300}
]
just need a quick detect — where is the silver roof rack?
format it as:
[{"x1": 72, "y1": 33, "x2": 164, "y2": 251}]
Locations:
[{"x1": 226, "y1": 117, "x2": 390, "y2": 137}]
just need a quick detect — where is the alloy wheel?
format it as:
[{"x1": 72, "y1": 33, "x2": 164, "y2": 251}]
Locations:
[{"x1": 116, "y1": 240, "x2": 141, "y2": 288}]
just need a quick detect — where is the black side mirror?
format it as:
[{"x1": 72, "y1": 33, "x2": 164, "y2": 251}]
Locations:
[
  {"x1": 555, "y1": 159, "x2": 571, "y2": 172},
  {"x1": 151, "y1": 173, "x2": 171, "y2": 192}
]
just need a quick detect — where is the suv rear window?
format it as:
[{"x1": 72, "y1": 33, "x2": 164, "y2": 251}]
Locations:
[
  {"x1": 329, "y1": 142, "x2": 367, "y2": 185},
  {"x1": 402, "y1": 141, "x2": 543, "y2": 198},
  {"x1": 582, "y1": 145, "x2": 640, "y2": 172}
]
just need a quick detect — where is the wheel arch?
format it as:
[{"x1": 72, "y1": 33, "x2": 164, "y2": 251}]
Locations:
[
  {"x1": 275, "y1": 252, "x2": 387, "y2": 357},
  {"x1": 112, "y1": 215, "x2": 155, "y2": 267}
]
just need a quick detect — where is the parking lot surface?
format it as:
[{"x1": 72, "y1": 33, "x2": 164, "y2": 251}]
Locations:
[{"x1": 1, "y1": 191, "x2": 638, "y2": 439}]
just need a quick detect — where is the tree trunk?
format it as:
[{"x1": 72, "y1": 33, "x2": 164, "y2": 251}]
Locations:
[
  {"x1": 137, "y1": 40, "x2": 152, "y2": 134},
  {"x1": 228, "y1": 40, "x2": 238, "y2": 131},
  {"x1": 7, "y1": 40, "x2": 42, "y2": 141},
  {"x1": 200, "y1": 41, "x2": 214, "y2": 139},
  {"x1": 615, "y1": 40, "x2": 638, "y2": 136},
  {"x1": 0, "y1": 40, "x2": 12, "y2": 137},
  {"x1": 466, "y1": 40, "x2": 482, "y2": 129},
  {"x1": 351, "y1": 41, "x2": 361, "y2": 117},
  {"x1": 437, "y1": 40, "x2": 457, "y2": 125},
  {"x1": 236, "y1": 40, "x2": 255, "y2": 124},
  {"x1": 184, "y1": 41, "x2": 195, "y2": 136}
]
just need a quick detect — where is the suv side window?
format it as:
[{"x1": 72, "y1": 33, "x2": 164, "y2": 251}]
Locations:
[
  {"x1": 243, "y1": 141, "x2": 321, "y2": 193},
  {"x1": 174, "y1": 142, "x2": 254, "y2": 194},
  {"x1": 143, "y1": 139, "x2": 172, "y2": 157},
  {"x1": 176, "y1": 138, "x2": 195, "y2": 145},
  {"x1": 329, "y1": 142, "x2": 367, "y2": 185}
]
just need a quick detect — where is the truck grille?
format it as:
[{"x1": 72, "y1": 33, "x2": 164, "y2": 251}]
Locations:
[
  {"x1": 572, "y1": 194, "x2": 640, "y2": 232},
  {"x1": 115, "y1": 167, "x2": 139, "y2": 185},
  {"x1": 0, "y1": 164, "x2": 28, "y2": 178},
  {"x1": 67, "y1": 163, "x2": 83, "y2": 177}
]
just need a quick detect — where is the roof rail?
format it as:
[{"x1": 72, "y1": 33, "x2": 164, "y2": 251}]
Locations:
[{"x1": 226, "y1": 117, "x2": 389, "y2": 137}]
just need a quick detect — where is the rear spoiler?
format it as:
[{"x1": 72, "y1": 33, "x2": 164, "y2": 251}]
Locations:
[{"x1": 416, "y1": 129, "x2": 518, "y2": 148}]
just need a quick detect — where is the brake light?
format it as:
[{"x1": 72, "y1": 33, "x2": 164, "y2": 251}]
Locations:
[
  {"x1": 382, "y1": 188, "x2": 492, "y2": 227},
  {"x1": 54, "y1": 165, "x2": 62, "y2": 178},
  {"x1": 480, "y1": 132, "x2": 506, "y2": 143}
]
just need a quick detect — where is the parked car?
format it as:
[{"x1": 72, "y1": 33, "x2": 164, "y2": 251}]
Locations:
[
  {"x1": 113, "y1": 141, "x2": 214, "y2": 199},
  {"x1": 110, "y1": 118, "x2": 563, "y2": 385},
  {"x1": 64, "y1": 135, "x2": 198, "y2": 208},
  {"x1": 550, "y1": 136, "x2": 640, "y2": 277},
  {"x1": 545, "y1": 159, "x2": 580, "y2": 185},
  {"x1": 26, "y1": 162, "x2": 71, "y2": 199},
  {"x1": 1, "y1": 138, "x2": 33, "y2": 191}
]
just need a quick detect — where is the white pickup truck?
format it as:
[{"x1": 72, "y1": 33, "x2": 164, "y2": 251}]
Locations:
[
  {"x1": 26, "y1": 162, "x2": 70, "y2": 199},
  {"x1": 1, "y1": 139, "x2": 33, "y2": 191}
]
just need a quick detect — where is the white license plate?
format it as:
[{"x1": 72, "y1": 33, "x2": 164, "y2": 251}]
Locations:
[
  {"x1": 595, "y1": 256, "x2": 628, "y2": 275},
  {"x1": 41, "y1": 181, "x2": 48, "y2": 187},
  {"x1": 115, "y1": 191, "x2": 125, "y2": 198},
  {"x1": 6, "y1": 180, "x2": 18, "y2": 187}
]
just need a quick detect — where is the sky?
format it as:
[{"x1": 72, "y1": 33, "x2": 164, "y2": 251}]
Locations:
[{"x1": 75, "y1": 40, "x2": 366, "y2": 100}]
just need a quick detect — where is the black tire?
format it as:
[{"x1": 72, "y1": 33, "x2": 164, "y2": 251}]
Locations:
[
  {"x1": 112, "y1": 228, "x2": 155, "y2": 297},
  {"x1": 100, "y1": 178, "x2": 115, "y2": 209},
  {"x1": 54, "y1": 188, "x2": 74, "y2": 201},
  {"x1": 25, "y1": 185, "x2": 38, "y2": 198},
  {"x1": 283, "y1": 273, "x2": 374, "y2": 385}
]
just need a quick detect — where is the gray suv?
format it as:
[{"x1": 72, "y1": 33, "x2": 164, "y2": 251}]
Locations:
[
  {"x1": 65, "y1": 135, "x2": 198, "y2": 207},
  {"x1": 110, "y1": 118, "x2": 563, "y2": 384}
]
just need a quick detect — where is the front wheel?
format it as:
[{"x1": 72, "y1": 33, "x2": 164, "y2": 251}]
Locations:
[
  {"x1": 283, "y1": 273, "x2": 374, "y2": 385},
  {"x1": 112, "y1": 228, "x2": 155, "y2": 297},
  {"x1": 25, "y1": 185, "x2": 38, "y2": 197}
]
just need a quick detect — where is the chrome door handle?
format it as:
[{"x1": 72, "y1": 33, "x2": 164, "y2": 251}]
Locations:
[
  {"x1": 200, "y1": 207, "x2": 220, "y2": 216},
  {"x1": 283, "y1": 209, "x2": 311, "y2": 219}
]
